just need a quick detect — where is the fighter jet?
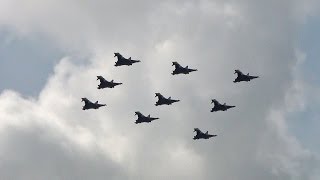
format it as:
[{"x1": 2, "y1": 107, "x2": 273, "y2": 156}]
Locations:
[
  {"x1": 172, "y1": 61, "x2": 197, "y2": 75},
  {"x1": 114, "y1": 52, "x2": 140, "y2": 66},
  {"x1": 81, "y1": 98, "x2": 106, "y2": 110},
  {"x1": 155, "y1": 93, "x2": 180, "y2": 106},
  {"x1": 211, "y1": 99, "x2": 235, "y2": 112},
  {"x1": 233, "y1": 69, "x2": 259, "y2": 83},
  {"x1": 134, "y1": 111, "x2": 159, "y2": 124},
  {"x1": 97, "y1": 76, "x2": 122, "y2": 89},
  {"x1": 193, "y1": 128, "x2": 217, "y2": 140}
]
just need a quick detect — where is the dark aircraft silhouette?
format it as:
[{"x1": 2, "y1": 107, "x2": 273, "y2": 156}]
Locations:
[
  {"x1": 114, "y1": 53, "x2": 140, "y2": 66},
  {"x1": 134, "y1": 111, "x2": 159, "y2": 124},
  {"x1": 233, "y1": 69, "x2": 259, "y2": 83},
  {"x1": 172, "y1": 62, "x2": 197, "y2": 75},
  {"x1": 193, "y1": 128, "x2": 217, "y2": 140},
  {"x1": 97, "y1": 76, "x2": 122, "y2": 89},
  {"x1": 155, "y1": 93, "x2": 180, "y2": 106},
  {"x1": 81, "y1": 98, "x2": 106, "y2": 110},
  {"x1": 211, "y1": 99, "x2": 235, "y2": 112}
]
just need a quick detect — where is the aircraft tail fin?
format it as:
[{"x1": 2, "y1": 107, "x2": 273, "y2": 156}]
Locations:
[{"x1": 95, "y1": 101, "x2": 98, "y2": 104}]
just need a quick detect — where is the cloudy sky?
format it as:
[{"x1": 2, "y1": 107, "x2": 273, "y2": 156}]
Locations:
[{"x1": 0, "y1": 0, "x2": 319, "y2": 179}]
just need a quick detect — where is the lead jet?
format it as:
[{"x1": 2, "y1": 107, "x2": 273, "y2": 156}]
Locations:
[
  {"x1": 81, "y1": 98, "x2": 106, "y2": 110},
  {"x1": 193, "y1": 128, "x2": 217, "y2": 140},
  {"x1": 114, "y1": 52, "x2": 140, "y2": 66},
  {"x1": 211, "y1": 99, "x2": 235, "y2": 112},
  {"x1": 97, "y1": 76, "x2": 122, "y2": 89},
  {"x1": 172, "y1": 61, "x2": 197, "y2": 75},
  {"x1": 155, "y1": 93, "x2": 180, "y2": 106},
  {"x1": 134, "y1": 111, "x2": 159, "y2": 124},
  {"x1": 233, "y1": 69, "x2": 259, "y2": 83}
]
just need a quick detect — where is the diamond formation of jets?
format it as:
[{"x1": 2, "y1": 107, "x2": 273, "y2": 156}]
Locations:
[
  {"x1": 211, "y1": 99, "x2": 235, "y2": 112},
  {"x1": 80, "y1": 53, "x2": 261, "y2": 141},
  {"x1": 134, "y1": 111, "x2": 159, "y2": 124},
  {"x1": 172, "y1": 61, "x2": 197, "y2": 75},
  {"x1": 81, "y1": 98, "x2": 106, "y2": 110},
  {"x1": 193, "y1": 128, "x2": 217, "y2": 140},
  {"x1": 97, "y1": 76, "x2": 122, "y2": 89},
  {"x1": 114, "y1": 52, "x2": 140, "y2": 66},
  {"x1": 233, "y1": 69, "x2": 259, "y2": 83},
  {"x1": 155, "y1": 93, "x2": 180, "y2": 106}
]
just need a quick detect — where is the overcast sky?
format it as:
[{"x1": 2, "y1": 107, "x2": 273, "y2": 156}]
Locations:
[{"x1": 0, "y1": 0, "x2": 319, "y2": 179}]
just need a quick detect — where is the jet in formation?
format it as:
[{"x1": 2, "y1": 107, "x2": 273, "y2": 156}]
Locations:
[
  {"x1": 97, "y1": 76, "x2": 122, "y2": 89},
  {"x1": 114, "y1": 53, "x2": 140, "y2": 66},
  {"x1": 172, "y1": 62, "x2": 197, "y2": 75},
  {"x1": 81, "y1": 98, "x2": 106, "y2": 110},
  {"x1": 193, "y1": 128, "x2": 217, "y2": 140},
  {"x1": 134, "y1": 111, "x2": 159, "y2": 124},
  {"x1": 233, "y1": 69, "x2": 259, "y2": 83},
  {"x1": 211, "y1": 99, "x2": 235, "y2": 112},
  {"x1": 155, "y1": 93, "x2": 180, "y2": 106}
]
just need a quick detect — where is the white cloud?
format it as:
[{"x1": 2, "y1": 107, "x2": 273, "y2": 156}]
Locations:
[{"x1": 0, "y1": 0, "x2": 318, "y2": 179}]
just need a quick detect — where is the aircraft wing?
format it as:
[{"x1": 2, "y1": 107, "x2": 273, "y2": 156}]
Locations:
[
  {"x1": 194, "y1": 128, "x2": 203, "y2": 135},
  {"x1": 81, "y1": 98, "x2": 93, "y2": 105},
  {"x1": 172, "y1": 62, "x2": 183, "y2": 69},
  {"x1": 97, "y1": 76, "x2": 108, "y2": 83}
]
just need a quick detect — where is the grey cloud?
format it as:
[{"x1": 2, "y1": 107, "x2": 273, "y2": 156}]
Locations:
[
  {"x1": 0, "y1": 125, "x2": 127, "y2": 180},
  {"x1": 0, "y1": 0, "x2": 318, "y2": 179}
]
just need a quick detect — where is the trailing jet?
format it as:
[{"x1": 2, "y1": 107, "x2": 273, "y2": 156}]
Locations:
[
  {"x1": 172, "y1": 61, "x2": 197, "y2": 75},
  {"x1": 233, "y1": 69, "x2": 259, "y2": 83},
  {"x1": 211, "y1": 99, "x2": 235, "y2": 112},
  {"x1": 155, "y1": 93, "x2": 180, "y2": 106},
  {"x1": 114, "y1": 52, "x2": 140, "y2": 66},
  {"x1": 193, "y1": 128, "x2": 217, "y2": 140},
  {"x1": 134, "y1": 111, "x2": 159, "y2": 124},
  {"x1": 97, "y1": 76, "x2": 122, "y2": 89},
  {"x1": 81, "y1": 98, "x2": 106, "y2": 110}
]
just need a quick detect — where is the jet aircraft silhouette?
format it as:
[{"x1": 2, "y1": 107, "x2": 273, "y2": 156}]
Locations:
[
  {"x1": 81, "y1": 98, "x2": 106, "y2": 110},
  {"x1": 233, "y1": 69, "x2": 259, "y2": 83},
  {"x1": 114, "y1": 52, "x2": 140, "y2": 66},
  {"x1": 193, "y1": 128, "x2": 217, "y2": 140},
  {"x1": 172, "y1": 62, "x2": 197, "y2": 75},
  {"x1": 134, "y1": 111, "x2": 159, "y2": 124},
  {"x1": 211, "y1": 99, "x2": 235, "y2": 112},
  {"x1": 155, "y1": 93, "x2": 180, "y2": 106},
  {"x1": 97, "y1": 76, "x2": 122, "y2": 89}
]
